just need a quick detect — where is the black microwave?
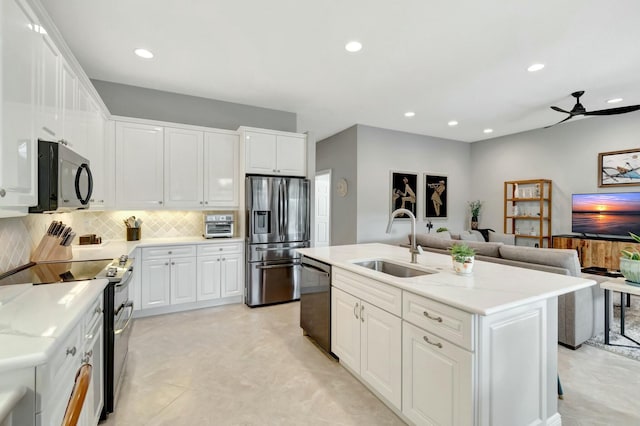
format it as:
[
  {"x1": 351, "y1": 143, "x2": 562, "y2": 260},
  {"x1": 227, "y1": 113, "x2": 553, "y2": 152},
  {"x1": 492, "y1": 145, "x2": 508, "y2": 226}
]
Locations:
[{"x1": 29, "y1": 140, "x2": 93, "y2": 213}]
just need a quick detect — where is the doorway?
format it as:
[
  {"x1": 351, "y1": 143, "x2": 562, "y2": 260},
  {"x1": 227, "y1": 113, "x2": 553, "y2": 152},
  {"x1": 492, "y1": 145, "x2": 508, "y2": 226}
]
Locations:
[{"x1": 314, "y1": 170, "x2": 331, "y2": 247}]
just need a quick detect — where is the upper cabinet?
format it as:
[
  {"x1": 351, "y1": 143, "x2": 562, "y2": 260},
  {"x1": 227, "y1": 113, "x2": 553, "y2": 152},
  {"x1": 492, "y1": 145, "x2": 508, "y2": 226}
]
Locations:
[
  {"x1": 241, "y1": 127, "x2": 306, "y2": 177},
  {"x1": 0, "y1": 0, "x2": 39, "y2": 213},
  {"x1": 114, "y1": 120, "x2": 240, "y2": 210}
]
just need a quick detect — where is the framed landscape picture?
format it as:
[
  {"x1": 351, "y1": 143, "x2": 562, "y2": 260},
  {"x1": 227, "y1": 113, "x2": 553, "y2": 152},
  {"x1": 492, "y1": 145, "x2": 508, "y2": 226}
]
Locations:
[
  {"x1": 424, "y1": 174, "x2": 448, "y2": 219},
  {"x1": 390, "y1": 171, "x2": 417, "y2": 219},
  {"x1": 599, "y1": 149, "x2": 640, "y2": 187}
]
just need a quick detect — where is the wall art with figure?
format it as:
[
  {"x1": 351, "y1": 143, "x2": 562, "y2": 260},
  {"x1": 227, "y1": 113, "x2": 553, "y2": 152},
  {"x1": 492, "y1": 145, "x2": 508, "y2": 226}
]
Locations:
[
  {"x1": 425, "y1": 174, "x2": 447, "y2": 219},
  {"x1": 390, "y1": 171, "x2": 418, "y2": 218}
]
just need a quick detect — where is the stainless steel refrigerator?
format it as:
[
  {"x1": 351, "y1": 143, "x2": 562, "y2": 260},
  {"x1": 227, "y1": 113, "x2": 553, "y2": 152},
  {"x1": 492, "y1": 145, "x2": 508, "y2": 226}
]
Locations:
[{"x1": 245, "y1": 175, "x2": 310, "y2": 307}]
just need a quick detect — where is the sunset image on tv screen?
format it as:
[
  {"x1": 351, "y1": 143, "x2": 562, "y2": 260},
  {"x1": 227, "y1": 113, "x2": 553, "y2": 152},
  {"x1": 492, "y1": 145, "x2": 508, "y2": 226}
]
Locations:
[{"x1": 572, "y1": 192, "x2": 640, "y2": 236}]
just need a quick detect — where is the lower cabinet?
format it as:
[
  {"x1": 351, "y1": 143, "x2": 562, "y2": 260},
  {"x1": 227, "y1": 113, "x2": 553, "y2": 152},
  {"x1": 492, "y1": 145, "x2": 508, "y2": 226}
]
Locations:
[
  {"x1": 331, "y1": 287, "x2": 402, "y2": 409},
  {"x1": 402, "y1": 321, "x2": 473, "y2": 426},
  {"x1": 197, "y1": 253, "x2": 242, "y2": 300}
]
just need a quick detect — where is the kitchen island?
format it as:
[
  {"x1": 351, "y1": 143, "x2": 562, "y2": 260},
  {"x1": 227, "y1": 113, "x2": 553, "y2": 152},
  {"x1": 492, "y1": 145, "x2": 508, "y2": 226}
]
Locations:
[{"x1": 298, "y1": 243, "x2": 595, "y2": 426}]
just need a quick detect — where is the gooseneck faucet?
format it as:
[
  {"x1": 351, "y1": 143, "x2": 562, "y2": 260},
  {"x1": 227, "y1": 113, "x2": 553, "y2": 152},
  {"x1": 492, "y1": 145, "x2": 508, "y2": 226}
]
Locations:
[{"x1": 386, "y1": 208, "x2": 422, "y2": 264}]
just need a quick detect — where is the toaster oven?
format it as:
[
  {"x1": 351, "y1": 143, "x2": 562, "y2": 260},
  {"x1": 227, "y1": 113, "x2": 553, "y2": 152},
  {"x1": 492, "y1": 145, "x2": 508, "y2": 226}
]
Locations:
[{"x1": 204, "y1": 214, "x2": 234, "y2": 238}]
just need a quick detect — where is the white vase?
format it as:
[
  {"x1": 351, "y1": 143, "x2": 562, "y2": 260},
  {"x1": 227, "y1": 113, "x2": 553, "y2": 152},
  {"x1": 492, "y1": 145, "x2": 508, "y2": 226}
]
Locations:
[
  {"x1": 452, "y1": 255, "x2": 474, "y2": 275},
  {"x1": 620, "y1": 257, "x2": 640, "y2": 284}
]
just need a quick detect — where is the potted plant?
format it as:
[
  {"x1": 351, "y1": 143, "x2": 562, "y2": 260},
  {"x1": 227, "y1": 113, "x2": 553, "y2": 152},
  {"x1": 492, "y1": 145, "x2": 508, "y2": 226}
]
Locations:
[
  {"x1": 450, "y1": 243, "x2": 476, "y2": 275},
  {"x1": 468, "y1": 200, "x2": 483, "y2": 230},
  {"x1": 620, "y1": 232, "x2": 640, "y2": 285}
]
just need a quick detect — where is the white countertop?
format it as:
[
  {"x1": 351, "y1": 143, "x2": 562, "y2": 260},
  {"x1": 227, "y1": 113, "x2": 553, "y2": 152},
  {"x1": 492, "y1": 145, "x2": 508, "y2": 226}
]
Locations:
[
  {"x1": 0, "y1": 279, "x2": 108, "y2": 373},
  {"x1": 297, "y1": 243, "x2": 596, "y2": 316},
  {"x1": 72, "y1": 236, "x2": 244, "y2": 260}
]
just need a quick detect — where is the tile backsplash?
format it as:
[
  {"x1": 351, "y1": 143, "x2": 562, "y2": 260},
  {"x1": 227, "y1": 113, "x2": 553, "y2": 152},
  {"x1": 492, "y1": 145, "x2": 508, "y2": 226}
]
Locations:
[{"x1": 0, "y1": 210, "x2": 230, "y2": 273}]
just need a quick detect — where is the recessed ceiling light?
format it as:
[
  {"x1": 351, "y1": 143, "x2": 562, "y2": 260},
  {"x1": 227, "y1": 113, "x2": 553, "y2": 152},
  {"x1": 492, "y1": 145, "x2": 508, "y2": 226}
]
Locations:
[
  {"x1": 134, "y1": 48, "x2": 154, "y2": 59},
  {"x1": 483, "y1": 128, "x2": 493, "y2": 134},
  {"x1": 607, "y1": 98, "x2": 623, "y2": 104},
  {"x1": 345, "y1": 41, "x2": 362, "y2": 53},
  {"x1": 527, "y1": 63, "x2": 545, "y2": 72},
  {"x1": 404, "y1": 111, "x2": 415, "y2": 118},
  {"x1": 448, "y1": 120, "x2": 458, "y2": 127}
]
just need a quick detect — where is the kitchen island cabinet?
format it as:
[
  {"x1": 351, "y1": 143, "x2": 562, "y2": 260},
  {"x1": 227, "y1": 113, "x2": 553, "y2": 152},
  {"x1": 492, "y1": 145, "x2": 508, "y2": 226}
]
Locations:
[{"x1": 298, "y1": 243, "x2": 594, "y2": 426}]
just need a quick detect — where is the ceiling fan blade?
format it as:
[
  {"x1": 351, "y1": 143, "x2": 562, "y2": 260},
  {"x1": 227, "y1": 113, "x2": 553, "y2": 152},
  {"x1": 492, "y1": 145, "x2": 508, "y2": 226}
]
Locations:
[
  {"x1": 550, "y1": 106, "x2": 571, "y2": 114},
  {"x1": 544, "y1": 115, "x2": 575, "y2": 129},
  {"x1": 584, "y1": 105, "x2": 640, "y2": 116}
]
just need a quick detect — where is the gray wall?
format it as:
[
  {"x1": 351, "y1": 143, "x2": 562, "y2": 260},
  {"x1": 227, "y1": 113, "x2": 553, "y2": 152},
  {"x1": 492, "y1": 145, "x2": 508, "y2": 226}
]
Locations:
[
  {"x1": 92, "y1": 79, "x2": 297, "y2": 132},
  {"x1": 356, "y1": 125, "x2": 472, "y2": 243},
  {"x1": 316, "y1": 126, "x2": 358, "y2": 245},
  {"x1": 470, "y1": 113, "x2": 640, "y2": 241}
]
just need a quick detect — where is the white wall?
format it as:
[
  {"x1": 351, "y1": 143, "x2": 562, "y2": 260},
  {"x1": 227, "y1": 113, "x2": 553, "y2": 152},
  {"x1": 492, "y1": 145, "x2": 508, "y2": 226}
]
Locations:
[
  {"x1": 470, "y1": 113, "x2": 640, "y2": 236},
  {"x1": 356, "y1": 125, "x2": 472, "y2": 244}
]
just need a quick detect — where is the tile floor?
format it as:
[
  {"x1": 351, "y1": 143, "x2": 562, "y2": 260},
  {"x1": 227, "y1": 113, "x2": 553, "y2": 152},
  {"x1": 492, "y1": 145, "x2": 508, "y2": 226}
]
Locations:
[{"x1": 103, "y1": 302, "x2": 640, "y2": 425}]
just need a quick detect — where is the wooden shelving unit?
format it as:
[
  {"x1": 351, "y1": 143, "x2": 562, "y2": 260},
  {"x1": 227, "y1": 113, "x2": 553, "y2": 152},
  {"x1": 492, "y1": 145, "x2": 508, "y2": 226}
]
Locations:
[{"x1": 504, "y1": 179, "x2": 552, "y2": 248}]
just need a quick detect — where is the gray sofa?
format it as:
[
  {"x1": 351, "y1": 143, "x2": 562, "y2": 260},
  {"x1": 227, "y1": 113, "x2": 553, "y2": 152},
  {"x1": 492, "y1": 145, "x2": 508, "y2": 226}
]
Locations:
[{"x1": 409, "y1": 232, "x2": 609, "y2": 349}]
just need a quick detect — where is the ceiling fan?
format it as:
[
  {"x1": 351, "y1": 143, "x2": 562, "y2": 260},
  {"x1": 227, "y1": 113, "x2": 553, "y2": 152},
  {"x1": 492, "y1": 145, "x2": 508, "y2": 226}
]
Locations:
[{"x1": 546, "y1": 91, "x2": 640, "y2": 128}]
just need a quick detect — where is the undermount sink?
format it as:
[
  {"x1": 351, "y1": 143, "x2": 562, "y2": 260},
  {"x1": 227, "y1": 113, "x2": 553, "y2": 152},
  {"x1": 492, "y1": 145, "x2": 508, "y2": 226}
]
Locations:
[{"x1": 351, "y1": 259, "x2": 436, "y2": 278}]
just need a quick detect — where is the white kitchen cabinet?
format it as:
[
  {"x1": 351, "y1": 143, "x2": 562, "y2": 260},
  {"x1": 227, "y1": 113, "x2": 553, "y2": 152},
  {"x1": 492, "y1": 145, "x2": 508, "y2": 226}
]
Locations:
[
  {"x1": 141, "y1": 245, "x2": 197, "y2": 309},
  {"x1": 59, "y1": 57, "x2": 76, "y2": 145},
  {"x1": 204, "y1": 131, "x2": 239, "y2": 207},
  {"x1": 0, "y1": 0, "x2": 39, "y2": 212},
  {"x1": 115, "y1": 122, "x2": 164, "y2": 209},
  {"x1": 331, "y1": 287, "x2": 402, "y2": 410},
  {"x1": 164, "y1": 127, "x2": 204, "y2": 208},
  {"x1": 38, "y1": 32, "x2": 60, "y2": 140},
  {"x1": 242, "y1": 128, "x2": 306, "y2": 176},
  {"x1": 197, "y1": 243, "x2": 243, "y2": 301},
  {"x1": 140, "y1": 259, "x2": 171, "y2": 309},
  {"x1": 87, "y1": 103, "x2": 107, "y2": 209},
  {"x1": 402, "y1": 320, "x2": 473, "y2": 426}
]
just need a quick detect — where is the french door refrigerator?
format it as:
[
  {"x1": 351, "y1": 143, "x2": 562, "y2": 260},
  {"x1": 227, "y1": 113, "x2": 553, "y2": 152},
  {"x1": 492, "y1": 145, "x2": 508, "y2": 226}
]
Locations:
[{"x1": 245, "y1": 175, "x2": 310, "y2": 307}]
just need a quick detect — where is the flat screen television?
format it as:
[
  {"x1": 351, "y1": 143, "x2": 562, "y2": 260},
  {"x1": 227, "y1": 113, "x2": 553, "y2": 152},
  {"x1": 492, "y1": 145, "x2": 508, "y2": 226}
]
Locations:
[{"x1": 572, "y1": 192, "x2": 640, "y2": 238}]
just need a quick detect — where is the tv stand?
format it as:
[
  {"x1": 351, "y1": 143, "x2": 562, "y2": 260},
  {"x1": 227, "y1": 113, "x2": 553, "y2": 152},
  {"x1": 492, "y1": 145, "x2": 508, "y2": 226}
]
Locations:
[{"x1": 553, "y1": 235, "x2": 640, "y2": 270}]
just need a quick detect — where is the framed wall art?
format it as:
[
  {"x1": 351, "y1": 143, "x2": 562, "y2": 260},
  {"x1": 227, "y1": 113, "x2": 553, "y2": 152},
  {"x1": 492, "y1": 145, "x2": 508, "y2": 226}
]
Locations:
[
  {"x1": 390, "y1": 171, "x2": 417, "y2": 218},
  {"x1": 599, "y1": 148, "x2": 640, "y2": 187},
  {"x1": 424, "y1": 174, "x2": 448, "y2": 219}
]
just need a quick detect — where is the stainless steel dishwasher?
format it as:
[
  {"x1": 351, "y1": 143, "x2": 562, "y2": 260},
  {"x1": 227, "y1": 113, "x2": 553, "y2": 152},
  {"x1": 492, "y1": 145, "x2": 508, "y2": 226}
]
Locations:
[{"x1": 299, "y1": 256, "x2": 333, "y2": 355}]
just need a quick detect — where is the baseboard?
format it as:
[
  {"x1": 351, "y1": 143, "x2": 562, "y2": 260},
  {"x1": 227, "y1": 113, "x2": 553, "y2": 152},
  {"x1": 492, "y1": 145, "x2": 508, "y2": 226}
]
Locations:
[
  {"x1": 547, "y1": 412, "x2": 562, "y2": 426},
  {"x1": 133, "y1": 296, "x2": 242, "y2": 318}
]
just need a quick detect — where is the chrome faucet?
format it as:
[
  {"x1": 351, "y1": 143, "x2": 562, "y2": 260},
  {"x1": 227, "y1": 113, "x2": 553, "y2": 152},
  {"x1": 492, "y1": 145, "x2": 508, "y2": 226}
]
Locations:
[{"x1": 386, "y1": 208, "x2": 422, "y2": 264}]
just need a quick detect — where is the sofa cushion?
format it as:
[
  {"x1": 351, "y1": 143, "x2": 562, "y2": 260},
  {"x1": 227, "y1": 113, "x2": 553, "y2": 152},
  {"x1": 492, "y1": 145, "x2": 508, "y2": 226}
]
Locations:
[
  {"x1": 432, "y1": 231, "x2": 453, "y2": 239},
  {"x1": 498, "y1": 246, "x2": 581, "y2": 277},
  {"x1": 414, "y1": 234, "x2": 454, "y2": 251},
  {"x1": 457, "y1": 240, "x2": 503, "y2": 257},
  {"x1": 488, "y1": 231, "x2": 516, "y2": 245},
  {"x1": 460, "y1": 231, "x2": 484, "y2": 242}
]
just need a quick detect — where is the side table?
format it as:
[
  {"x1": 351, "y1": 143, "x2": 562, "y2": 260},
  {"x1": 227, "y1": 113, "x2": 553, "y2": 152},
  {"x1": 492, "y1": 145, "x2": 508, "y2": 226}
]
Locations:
[{"x1": 600, "y1": 279, "x2": 640, "y2": 348}]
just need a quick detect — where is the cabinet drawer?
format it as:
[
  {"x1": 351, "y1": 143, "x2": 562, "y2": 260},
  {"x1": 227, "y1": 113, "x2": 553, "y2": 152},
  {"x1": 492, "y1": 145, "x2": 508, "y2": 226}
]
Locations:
[
  {"x1": 333, "y1": 268, "x2": 402, "y2": 316},
  {"x1": 83, "y1": 294, "x2": 104, "y2": 329},
  {"x1": 198, "y1": 242, "x2": 242, "y2": 256},
  {"x1": 143, "y1": 245, "x2": 196, "y2": 260},
  {"x1": 403, "y1": 291, "x2": 475, "y2": 351}
]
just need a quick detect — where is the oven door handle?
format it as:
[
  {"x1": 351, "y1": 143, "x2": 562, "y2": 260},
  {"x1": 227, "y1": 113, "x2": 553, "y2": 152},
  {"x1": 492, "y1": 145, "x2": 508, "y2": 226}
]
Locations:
[
  {"x1": 115, "y1": 267, "x2": 134, "y2": 287},
  {"x1": 256, "y1": 262, "x2": 300, "y2": 270},
  {"x1": 301, "y1": 264, "x2": 330, "y2": 278},
  {"x1": 256, "y1": 246, "x2": 303, "y2": 252},
  {"x1": 114, "y1": 301, "x2": 134, "y2": 335}
]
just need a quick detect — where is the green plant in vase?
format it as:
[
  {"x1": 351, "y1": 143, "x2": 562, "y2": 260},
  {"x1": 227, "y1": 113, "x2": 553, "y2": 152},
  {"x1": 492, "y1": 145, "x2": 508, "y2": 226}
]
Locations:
[
  {"x1": 620, "y1": 232, "x2": 640, "y2": 285},
  {"x1": 450, "y1": 243, "x2": 476, "y2": 275},
  {"x1": 468, "y1": 200, "x2": 483, "y2": 230}
]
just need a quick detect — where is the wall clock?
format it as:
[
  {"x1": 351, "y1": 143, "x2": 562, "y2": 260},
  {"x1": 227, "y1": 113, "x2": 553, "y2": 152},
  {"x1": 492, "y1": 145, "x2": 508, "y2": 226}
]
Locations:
[{"x1": 336, "y1": 178, "x2": 348, "y2": 197}]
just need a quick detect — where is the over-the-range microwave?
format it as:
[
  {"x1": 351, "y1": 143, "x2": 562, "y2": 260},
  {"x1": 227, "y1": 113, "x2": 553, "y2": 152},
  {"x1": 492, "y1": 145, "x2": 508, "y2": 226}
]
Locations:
[{"x1": 29, "y1": 140, "x2": 93, "y2": 213}]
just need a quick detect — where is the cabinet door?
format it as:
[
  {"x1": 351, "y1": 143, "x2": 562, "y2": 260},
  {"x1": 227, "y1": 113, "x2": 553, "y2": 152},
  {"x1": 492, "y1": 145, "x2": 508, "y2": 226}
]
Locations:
[
  {"x1": 197, "y1": 255, "x2": 221, "y2": 301},
  {"x1": 141, "y1": 259, "x2": 170, "y2": 309},
  {"x1": 72, "y1": 83, "x2": 91, "y2": 158},
  {"x1": 244, "y1": 131, "x2": 277, "y2": 174},
  {"x1": 59, "y1": 58, "x2": 76, "y2": 145},
  {"x1": 0, "y1": 0, "x2": 38, "y2": 208},
  {"x1": 115, "y1": 122, "x2": 164, "y2": 209},
  {"x1": 170, "y1": 257, "x2": 197, "y2": 305},
  {"x1": 204, "y1": 131, "x2": 239, "y2": 207},
  {"x1": 276, "y1": 134, "x2": 306, "y2": 176},
  {"x1": 221, "y1": 252, "x2": 242, "y2": 298},
  {"x1": 331, "y1": 288, "x2": 361, "y2": 372},
  {"x1": 39, "y1": 32, "x2": 60, "y2": 139},
  {"x1": 164, "y1": 127, "x2": 203, "y2": 208},
  {"x1": 88, "y1": 105, "x2": 106, "y2": 208},
  {"x1": 402, "y1": 321, "x2": 473, "y2": 426},
  {"x1": 360, "y1": 301, "x2": 402, "y2": 410}
]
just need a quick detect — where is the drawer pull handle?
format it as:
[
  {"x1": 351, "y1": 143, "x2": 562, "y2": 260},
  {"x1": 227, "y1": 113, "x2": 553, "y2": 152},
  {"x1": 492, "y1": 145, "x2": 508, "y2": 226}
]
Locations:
[
  {"x1": 361, "y1": 304, "x2": 364, "y2": 322},
  {"x1": 66, "y1": 346, "x2": 77, "y2": 356},
  {"x1": 95, "y1": 307, "x2": 103, "y2": 314},
  {"x1": 423, "y1": 336, "x2": 443, "y2": 348},
  {"x1": 423, "y1": 311, "x2": 443, "y2": 322},
  {"x1": 84, "y1": 350, "x2": 93, "y2": 358},
  {"x1": 354, "y1": 302, "x2": 359, "y2": 319}
]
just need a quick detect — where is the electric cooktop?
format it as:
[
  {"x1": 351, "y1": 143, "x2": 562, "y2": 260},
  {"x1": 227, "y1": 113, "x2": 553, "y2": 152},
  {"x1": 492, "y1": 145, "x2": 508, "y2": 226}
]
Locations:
[{"x1": 0, "y1": 259, "x2": 113, "y2": 286}]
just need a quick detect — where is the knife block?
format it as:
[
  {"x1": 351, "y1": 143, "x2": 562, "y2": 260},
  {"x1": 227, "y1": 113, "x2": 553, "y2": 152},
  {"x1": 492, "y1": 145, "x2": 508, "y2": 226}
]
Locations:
[{"x1": 30, "y1": 235, "x2": 72, "y2": 262}]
